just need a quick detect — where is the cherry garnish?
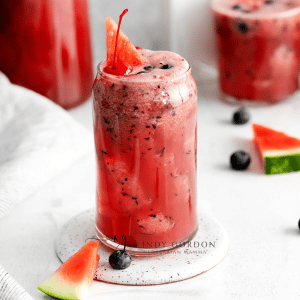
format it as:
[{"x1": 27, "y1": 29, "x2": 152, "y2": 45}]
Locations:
[
  {"x1": 113, "y1": 8, "x2": 128, "y2": 69},
  {"x1": 104, "y1": 61, "x2": 133, "y2": 76},
  {"x1": 104, "y1": 9, "x2": 132, "y2": 75}
]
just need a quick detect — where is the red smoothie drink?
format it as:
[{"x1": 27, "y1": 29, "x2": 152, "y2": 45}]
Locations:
[
  {"x1": 0, "y1": 0, "x2": 93, "y2": 109},
  {"x1": 93, "y1": 46, "x2": 198, "y2": 253},
  {"x1": 211, "y1": 0, "x2": 300, "y2": 104}
]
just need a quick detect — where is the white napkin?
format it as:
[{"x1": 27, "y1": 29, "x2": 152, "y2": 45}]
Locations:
[
  {"x1": 0, "y1": 72, "x2": 94, "y2": 299},
  {"x1": 0, "y1": 71, "x2": 94, "y2": 218},
  {"x1": 0, "y1": 265, "x2": 34, "y2": 300}
]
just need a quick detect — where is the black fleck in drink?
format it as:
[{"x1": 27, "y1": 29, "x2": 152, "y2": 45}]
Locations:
[
  {"x1": 211, "y1": 0, "x2": 300, "y2": 104},
  {"x1": 93, "y1": 48, "x2": 198, "y2": 254}
]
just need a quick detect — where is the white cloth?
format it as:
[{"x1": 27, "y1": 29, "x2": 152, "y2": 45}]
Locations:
[
  {"x1": 0, "y1": 72, "x2": 93, "y2": 218},
  {"x1": 0, "y1": 265, "x2": 34, "y2": 300},
  {"x1": 0, "y1": 72, "x2": 94, "y2": 300}
]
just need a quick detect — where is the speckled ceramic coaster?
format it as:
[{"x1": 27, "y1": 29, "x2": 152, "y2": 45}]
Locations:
[{"x1": 55, "y1": 209, "x2": 229, "y2": 285}]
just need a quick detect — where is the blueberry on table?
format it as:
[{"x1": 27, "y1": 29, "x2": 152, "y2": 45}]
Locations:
[
  {"x1": 232, "y1": 107, "x2": 250, "y2": 125},
  {"x1": 230, "y1": 150, "x2": 251, "y2": 170},
  {"x1": 109, "y1": 250, "x2": 132, "y2": 270}
]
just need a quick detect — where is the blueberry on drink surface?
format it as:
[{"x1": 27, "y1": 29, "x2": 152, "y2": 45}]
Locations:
[
  {"x1": 230, "y1": 151, "x2": 251, "y2": 170},
  {"x1": 160, "y1": 64, "x2": 173, "y2": 69},
  {"x1": 265, "y1": 0, "x2": 274, "y2": 4},
  {"x1": 232, "y1": 4, "x2": 242, "y2": 9},
  {"x1": 144, "y1": 65, "x2": 155, "y2": 70},
  {"x1": 109, "y1": 250, "x2": 132, "y2": 270},
  {"x1": 232, "y1": 107, "x2": 250, "y2": 125}
]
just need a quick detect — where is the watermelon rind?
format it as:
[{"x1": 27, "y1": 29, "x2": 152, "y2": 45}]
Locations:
[
  {"x1": 264, "y1": 147, "x2": 300, "y2": 157},
  {"x1": 264, "y1": 153, "x2": 300, "y2": 175},
  {"x1": 38, "y1": 274, "x2": 89, "y2": 300}
]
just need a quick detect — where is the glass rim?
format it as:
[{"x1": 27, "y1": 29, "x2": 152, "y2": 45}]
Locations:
[{"x1": 96, "y1": 60, "x2": 192, "y2": 84}]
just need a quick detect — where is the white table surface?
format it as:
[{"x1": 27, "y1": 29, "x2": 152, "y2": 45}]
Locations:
[{"x1": 1, "y1": 78, "x2": 300, "y2": 300}]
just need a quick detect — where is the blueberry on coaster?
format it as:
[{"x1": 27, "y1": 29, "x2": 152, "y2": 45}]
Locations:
[
  {"x1": 230, "y1": 150, "x2": 251, "y2": 170},
  {"x1": 109, "y1": 250, "x2": 132, "y2": 270},
  {"x1": 232, "y1": 107, "x2": 250, "y2": 125},
  {"x1": 109, "y1": 235, "x2": 132, "y2": 270}
]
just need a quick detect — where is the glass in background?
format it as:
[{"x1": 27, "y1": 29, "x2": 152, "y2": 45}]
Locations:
[{"x1": 211, "y1": 0, "x2": 300, "y2": 105}]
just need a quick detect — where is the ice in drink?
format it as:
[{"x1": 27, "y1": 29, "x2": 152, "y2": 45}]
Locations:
[
  {"x1": 211, "y1": 0, "x2": 300, "y2": 104},
  {"x1": 93, "y1": 48, "x2": 198, "y2": 254}
]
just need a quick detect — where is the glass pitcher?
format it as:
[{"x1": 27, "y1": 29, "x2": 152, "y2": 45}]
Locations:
[{"x1": 0, "y1": 0, "x2": 94, "y2": 109}]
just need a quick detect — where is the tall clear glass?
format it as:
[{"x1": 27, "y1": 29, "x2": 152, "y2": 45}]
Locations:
[{"x1": 92, "y1": 60, "x2": 198, "y2": 255}]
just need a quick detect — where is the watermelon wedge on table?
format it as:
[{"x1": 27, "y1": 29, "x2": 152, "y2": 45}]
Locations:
[
  {"x1": 106, "y1": 16, "x2": 146, "y2": 67},
  {"x1": 252, "y1": 123, "x2": 300, "y2": 175},
  {"x1": 38, "y1": 241, "x2": 100, "y2": 300}
]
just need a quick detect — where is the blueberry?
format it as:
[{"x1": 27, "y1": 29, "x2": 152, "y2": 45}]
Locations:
[
  {"x1": 265, "y1": 0, "x2": 273, "y2": 4},
  {"x1": 230, "y1": 151, "x2": 251, "y2": 170},
  {"x1": 232, "y1": 4, "x2": 242, "y2": 9},
  {"x1": 232, "y1": 107, "x2": 250, "y2": 125},
  {"x1": 144, "y1": 65, "x2": 155, "y2": 70},
  {"x1": 160, "y1": 64, "x2": 173, "y2": 69},
  {"x1": 238, "y1": 22, "x2": 249, "y2": 33},
  {"x1": 109, "y1": 250, "x2": 132, "y2": 270}
]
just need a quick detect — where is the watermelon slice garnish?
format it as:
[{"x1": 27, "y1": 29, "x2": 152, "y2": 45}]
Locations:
[
  {"x1": 105, "y1": 12, "x2": 146, "y2": 75},
  {"x1": 253, "y1": 123, "x2": 300, "y2": 175},
  {"x1": 38, "y1": 241, "x2": 100, "y2": 300}
]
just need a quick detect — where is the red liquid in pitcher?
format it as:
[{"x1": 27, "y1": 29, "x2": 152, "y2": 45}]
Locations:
[{"x1": 0, "y1": 0, "x2": 93, "y2": 109}]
